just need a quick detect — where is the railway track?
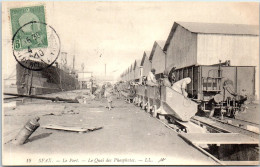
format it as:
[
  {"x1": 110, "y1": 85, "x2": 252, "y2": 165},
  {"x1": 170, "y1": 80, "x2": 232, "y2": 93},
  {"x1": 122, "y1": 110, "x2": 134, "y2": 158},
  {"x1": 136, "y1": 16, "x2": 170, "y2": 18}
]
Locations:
[
  {"x1": 131, "y1": 96, "x2": 259, "y2": 139},
  {"x1": 142, "y1": 111, "x2": 258, "y2": 165},
  {"x1": 192, "y1": 116, "x2": 259, "y2": 139},
  {"x1": 222, "y1": 117, "x2": 259, "y2": 128},
  {"x1": 123, "y1": 86, "x2": 259, "y2": 165},
  {"x1": 209, "y1": 117, "x2": 259, "y2": 137},
  {"x1": 234, "y1": 117, "x2": 259, "y2": 126}
]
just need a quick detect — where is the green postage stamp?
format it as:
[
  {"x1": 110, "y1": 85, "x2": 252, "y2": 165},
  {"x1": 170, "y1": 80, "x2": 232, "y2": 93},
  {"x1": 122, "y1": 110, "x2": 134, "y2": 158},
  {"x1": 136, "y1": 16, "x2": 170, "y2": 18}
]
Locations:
[{"x1": 10, "y1": 5, "x2": 48, "y2": 50}]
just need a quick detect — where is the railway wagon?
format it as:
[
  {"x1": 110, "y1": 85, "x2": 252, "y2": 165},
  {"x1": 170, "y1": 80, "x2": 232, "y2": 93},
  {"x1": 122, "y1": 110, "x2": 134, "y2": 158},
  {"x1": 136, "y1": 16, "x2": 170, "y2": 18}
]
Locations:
[
  {"x1": 134, "y1": 84, "x2": 198, "y2": 122},
  {"x1": 168, "y1": 64, "x2": 255, "y2": 116},
  {"x1": 134, "y1": 86, "x2": 161, "y2": 111},
  {"x1": 145, "y1": 86, "x2": 160, "y2": 112},
  {"x1": 135, "y1": 85, "x2": 147, "y2": 109},
  {"x1": 120, "y1": 82, "x2": 136, "y2": 103},
  {"x1": 133, "y1": 63, "x2": 255, "y2": 120},
  {"x1": 170, "y1": 65, "x2": 255, "y2": 99}
]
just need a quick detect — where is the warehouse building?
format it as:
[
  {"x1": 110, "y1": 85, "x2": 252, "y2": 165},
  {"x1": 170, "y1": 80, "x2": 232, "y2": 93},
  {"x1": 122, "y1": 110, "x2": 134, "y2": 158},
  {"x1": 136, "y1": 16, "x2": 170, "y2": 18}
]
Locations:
[
  {"x1": 129, "y1": 64, "x2": 133, "y2": 81},
  {"x1": 163, "y1": 22, "x2": 259, "y2": 98},
  {"x1": 149, "y1": 40, "x2": 166, "y2": 78},
  {"x1": 141, "y1": 51, "x2": 152, "y2": 78},
  {"x1": 126, "y1": 67, "x2": 129, "y2": 81},
  {"x1": 122, "y1": 71, "x2": 126, "y2": 81},
  {"x1": 133, "y1": 59, "x2": 142, "y2": 82}
]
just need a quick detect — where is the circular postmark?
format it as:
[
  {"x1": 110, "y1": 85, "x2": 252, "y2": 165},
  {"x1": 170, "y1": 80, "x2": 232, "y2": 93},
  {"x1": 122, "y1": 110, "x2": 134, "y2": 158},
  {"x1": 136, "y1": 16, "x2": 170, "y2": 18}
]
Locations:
[{"x1": 12, "y1": 21, "x2": 60, "y2": 71}]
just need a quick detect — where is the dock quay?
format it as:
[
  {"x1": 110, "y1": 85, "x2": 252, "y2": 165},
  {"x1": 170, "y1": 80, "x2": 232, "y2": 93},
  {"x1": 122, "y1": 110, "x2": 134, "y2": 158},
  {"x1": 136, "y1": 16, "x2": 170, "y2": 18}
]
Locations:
[
  {"x1": 3, "y1": 89, "x2": 259, "y2": 165},
  {"x1": 3, "y1": 90, "x2": 218, "y2": 165}
]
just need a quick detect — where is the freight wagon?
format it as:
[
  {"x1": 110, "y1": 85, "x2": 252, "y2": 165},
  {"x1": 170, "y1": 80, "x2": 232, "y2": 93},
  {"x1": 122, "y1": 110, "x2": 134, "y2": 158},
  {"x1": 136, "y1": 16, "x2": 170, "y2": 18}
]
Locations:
[
  {"x1": 132, "y1": 63, "x2": 255, "y2": 121},
  {"x1": 170, "y1": 63, "x2": 255, "y2": 117}
]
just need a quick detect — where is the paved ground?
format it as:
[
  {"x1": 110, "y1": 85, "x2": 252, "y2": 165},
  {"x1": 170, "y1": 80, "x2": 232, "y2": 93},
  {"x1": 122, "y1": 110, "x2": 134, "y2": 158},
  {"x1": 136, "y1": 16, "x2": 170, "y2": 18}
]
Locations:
[
  {"x1": 3, "y1": 90, "x2": 217, "y2": 165},
  {"x1": 236, "y1": 102, "x2": 260, "y2": 125}
]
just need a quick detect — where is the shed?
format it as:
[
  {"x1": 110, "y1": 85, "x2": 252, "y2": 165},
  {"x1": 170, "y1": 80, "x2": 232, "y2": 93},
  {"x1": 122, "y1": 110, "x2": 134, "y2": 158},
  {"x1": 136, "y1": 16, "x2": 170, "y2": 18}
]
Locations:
[
  {"x1": 164, "y1": 21, "x2": 259, "y2": 98},
  {"x1": 129, "y1": 66, "x2": 132, "y2": 81},
  {"x1": 129, "y1": 63, "x2": 135, "y2": 81},
  {"x1": 124, "y1": 70, "x2": 127, "y2": 81},
  {"x1": 122, "y1": 71, "x2": 126, "y2": 81},
  {"x1": 120, "y1": 73, "x2": 123, "y2": 81},
  {"x1": 164, "y1": 21, "x2": 259, "y2": 68},
  {"x1": 125, "y1": 67, "x2": 129, "y2": 81},
  {"x1": 128, "y1": 65, "x2": 131, "y2": 81},
  {"x1": 133, "y1": 59, "x2": 142, "y2": 81},
  {"x1": 141, "y1": 51, "x2": 152, "y2": 77},
  {"x1": 149, "y1": 40, "x2": 166, "y2": 75}
]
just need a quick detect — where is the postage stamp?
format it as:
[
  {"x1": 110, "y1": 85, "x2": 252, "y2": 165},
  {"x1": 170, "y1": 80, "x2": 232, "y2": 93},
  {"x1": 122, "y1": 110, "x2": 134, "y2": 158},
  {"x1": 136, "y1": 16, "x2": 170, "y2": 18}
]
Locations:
[
  {"x1": 10, "y1": 5, "x2": 48, "y2": 50},
  {"x1": 10, "y1": 5, "x2": 60, "y2": 71}
]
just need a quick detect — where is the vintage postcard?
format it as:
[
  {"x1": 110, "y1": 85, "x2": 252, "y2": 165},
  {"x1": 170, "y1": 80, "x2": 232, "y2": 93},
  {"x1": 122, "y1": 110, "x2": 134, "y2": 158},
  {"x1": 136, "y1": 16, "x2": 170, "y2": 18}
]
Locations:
[{"x1": 2, "y1": 1, "x2": 259, "y2": 166}]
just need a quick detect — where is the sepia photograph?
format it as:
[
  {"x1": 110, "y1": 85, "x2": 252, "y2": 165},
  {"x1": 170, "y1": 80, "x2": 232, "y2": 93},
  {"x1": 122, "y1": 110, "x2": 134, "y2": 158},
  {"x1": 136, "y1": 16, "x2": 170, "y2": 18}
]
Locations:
[{"x1": 2, "y1": 1, "x2": 259, "y2": 165}]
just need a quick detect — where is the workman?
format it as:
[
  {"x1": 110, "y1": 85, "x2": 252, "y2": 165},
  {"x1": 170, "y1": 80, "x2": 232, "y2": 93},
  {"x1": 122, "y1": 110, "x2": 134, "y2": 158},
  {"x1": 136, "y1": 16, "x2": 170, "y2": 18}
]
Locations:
[
  {"x1": 169, "y1": 72, "x2": 176, "y2": 86},
  {"x1": 223, "y1": 79, "x2": 248, "y2": 113},
  {"x1": 104, "y1": 82, "x2": 114, "y2": 110},
  {"x1": 162, "y1": 70, "x2": 171, "y2": 87},
  {"x1": 92, "y1": 83, "x2": 97, "y2": 94},
  {"x1": 114, "y1": 83, "x2": 120, "y2": 99},
  {"x1": 223, "y1": 79, "x2": 237, "y2": 97},
  {"x1": 93, "y1": 85, "x2": 102, "y2": 99},
  {"x1": 147, "y1": 68, "x2": 158, "y2": 86},
  {"x1": 172, "y1": 77, "x2": 191, "y2": 97},
  {"x1": 142, "y1": 76, "x2": 147, "y2": 85},
  {"x1": 101, "y1": 84, "x2": 106, "y2": 97}
]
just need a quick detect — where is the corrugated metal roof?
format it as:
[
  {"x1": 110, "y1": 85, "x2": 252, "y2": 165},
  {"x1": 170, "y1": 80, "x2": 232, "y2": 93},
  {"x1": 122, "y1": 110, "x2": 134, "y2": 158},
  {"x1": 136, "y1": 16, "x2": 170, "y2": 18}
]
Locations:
[
  {"x1": 149, "y1": 40, "x2": 166, "y2": 61},
  {"x1": 178, "y1": 22, "x2": 259, "y2": 35},
  {"x1": 163, "y1": 21, "x2": 259, "y2": 51}
]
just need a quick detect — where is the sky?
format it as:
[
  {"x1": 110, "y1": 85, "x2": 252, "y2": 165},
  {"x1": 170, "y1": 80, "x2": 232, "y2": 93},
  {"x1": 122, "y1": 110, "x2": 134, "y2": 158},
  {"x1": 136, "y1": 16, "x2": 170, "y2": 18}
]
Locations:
[{"x1": 2, "y1": 1, "x2": 259, "y2": 80}]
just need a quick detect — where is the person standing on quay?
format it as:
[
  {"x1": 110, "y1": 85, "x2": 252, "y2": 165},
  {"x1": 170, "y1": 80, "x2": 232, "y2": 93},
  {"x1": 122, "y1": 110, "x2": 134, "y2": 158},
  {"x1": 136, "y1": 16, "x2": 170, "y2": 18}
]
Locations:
[{"x1": 104, "y1": 82, "x2": 114, "y2": 110}]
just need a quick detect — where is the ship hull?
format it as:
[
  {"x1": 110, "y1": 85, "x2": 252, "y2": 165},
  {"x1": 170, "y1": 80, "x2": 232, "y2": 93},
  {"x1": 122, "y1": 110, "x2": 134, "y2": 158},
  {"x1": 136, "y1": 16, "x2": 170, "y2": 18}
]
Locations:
[{"x1": 16, "y1": 61, "x2": 79, "y2": 95}]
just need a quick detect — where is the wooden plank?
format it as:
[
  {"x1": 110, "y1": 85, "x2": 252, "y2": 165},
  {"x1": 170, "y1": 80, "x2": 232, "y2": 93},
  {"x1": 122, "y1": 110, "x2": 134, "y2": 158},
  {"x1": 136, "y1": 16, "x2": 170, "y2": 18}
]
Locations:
[
  {"x1": 42, "y1": 124, "x2": 102, "y2": 133},
  {"x1": 179, "y1": 133, "x2": 259, "y2": 145}
]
